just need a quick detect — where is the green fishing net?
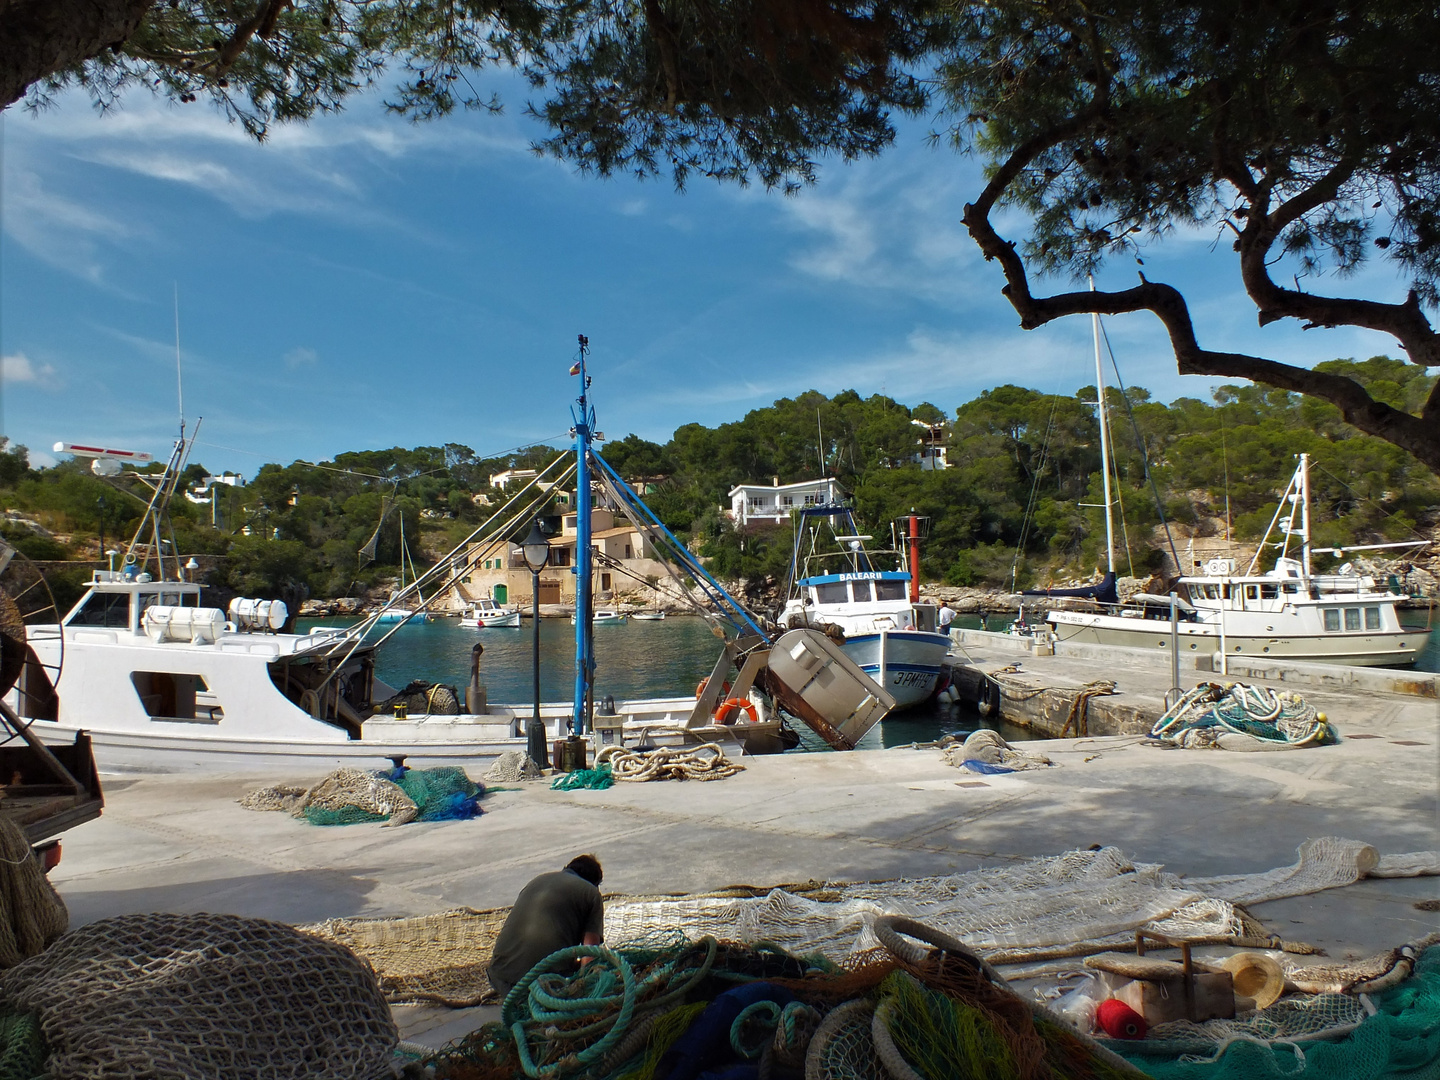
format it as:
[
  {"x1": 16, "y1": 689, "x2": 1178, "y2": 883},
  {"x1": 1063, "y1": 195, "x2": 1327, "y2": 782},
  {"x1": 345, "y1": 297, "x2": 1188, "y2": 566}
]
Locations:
[
  {"x1": 1118, "y1": 947, "x2": 1440, "y2": 1080},
  {"x1": 0, "y1": 1011, "x2": 45, "y2": 1080}
]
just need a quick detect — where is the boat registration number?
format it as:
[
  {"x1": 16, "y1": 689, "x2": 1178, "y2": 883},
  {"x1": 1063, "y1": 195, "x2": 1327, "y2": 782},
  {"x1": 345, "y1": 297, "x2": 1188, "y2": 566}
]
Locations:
[{"x1": 892, "y1": 671, "x2": 933, "y2": 688}]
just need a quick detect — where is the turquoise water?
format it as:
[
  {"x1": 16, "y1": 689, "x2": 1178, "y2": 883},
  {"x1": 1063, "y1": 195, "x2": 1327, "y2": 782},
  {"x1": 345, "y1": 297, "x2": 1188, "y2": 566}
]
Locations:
[
  {"x1": 300, "y1": 607, "x2": 1438, "y2": 751},
  {"x1": 298, "y1": 615, "x2": 1026, "y2": 748}
]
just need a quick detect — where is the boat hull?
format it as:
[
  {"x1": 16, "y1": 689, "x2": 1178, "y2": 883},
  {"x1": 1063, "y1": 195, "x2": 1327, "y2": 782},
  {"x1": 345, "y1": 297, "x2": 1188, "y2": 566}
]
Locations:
[
  {"x1": 470, "y1": 612, "x2": 522, "y2": 628},
  {"x1": 1046, "y1": 611, "x2": 1423, "y2": 667},
  {"x1": 841, "y1": 630, "x2": 951, "y2": 708},
  {"x1": 29, "y1": 699, "x2": 787, "y2": 774}
]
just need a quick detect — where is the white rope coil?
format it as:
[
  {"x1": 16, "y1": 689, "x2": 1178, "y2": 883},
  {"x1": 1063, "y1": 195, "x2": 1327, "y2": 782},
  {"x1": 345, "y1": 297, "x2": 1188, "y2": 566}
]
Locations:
[{"x1": 596, "y1": 743, "x2": 745, "y2": 782}]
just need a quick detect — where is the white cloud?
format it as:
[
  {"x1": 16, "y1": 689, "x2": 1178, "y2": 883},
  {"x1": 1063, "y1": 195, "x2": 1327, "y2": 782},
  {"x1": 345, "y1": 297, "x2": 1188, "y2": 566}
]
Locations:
[
  {"x1": 284, "y1": 346, "x2": 318, "y2": 369},
  {"x1": 1, "y1": 353, "x2": 60, "y2": 389},
  {"x1": 0, "y1": 169, "x2": 133, "y2": 284}
]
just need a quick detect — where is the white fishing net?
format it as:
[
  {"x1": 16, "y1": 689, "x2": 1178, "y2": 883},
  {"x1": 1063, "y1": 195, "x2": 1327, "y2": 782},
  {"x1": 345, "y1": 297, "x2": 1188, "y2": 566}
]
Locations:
[
  {"x1": 606, "y1": 840, "x2": 1440, "y2": 967},
  {"x1": 1184, "y1": 837, "x2": 1387, "y2": 905},
  {"x1": 1133, "y1": 992, "x2": 1370, "y2": 1058},
  {"x1": 607, "y1": 848, "x2": 1206, "y2": 963}
]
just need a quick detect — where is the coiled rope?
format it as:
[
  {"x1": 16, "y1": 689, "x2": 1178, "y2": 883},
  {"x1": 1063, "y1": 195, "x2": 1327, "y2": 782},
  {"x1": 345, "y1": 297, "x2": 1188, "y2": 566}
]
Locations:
[{"x1": 595, "y1": 743, "x2": 745, "y2": 782}]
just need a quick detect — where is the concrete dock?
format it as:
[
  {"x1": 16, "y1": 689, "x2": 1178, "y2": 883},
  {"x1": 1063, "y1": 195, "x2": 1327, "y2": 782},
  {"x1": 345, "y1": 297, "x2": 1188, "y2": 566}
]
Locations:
[
  {"x1": 46, "y1": 649, "x2": 1439, "y2": 1047},
  {"x1": 947, "y1": 628, "x2": 1438, "y2": 737}
]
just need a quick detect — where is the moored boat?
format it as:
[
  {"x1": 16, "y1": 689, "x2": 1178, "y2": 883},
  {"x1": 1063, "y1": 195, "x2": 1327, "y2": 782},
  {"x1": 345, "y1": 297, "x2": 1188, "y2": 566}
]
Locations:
[
  {"x1": 778, "y1": 506, "x2": 948, "y2": 708},
  {"x1": 1043, "y1": 455, "x2": 1426, "y2": 667},
  {"x1": 464, "y1": 597, "x2": 522, "y2": 628}
]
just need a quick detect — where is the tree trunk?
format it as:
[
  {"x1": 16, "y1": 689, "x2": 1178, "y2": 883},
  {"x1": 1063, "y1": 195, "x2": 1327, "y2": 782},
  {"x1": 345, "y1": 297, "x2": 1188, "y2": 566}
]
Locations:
[{"x1": 0, "y1": 0, "x2": 156, "y2": 109}]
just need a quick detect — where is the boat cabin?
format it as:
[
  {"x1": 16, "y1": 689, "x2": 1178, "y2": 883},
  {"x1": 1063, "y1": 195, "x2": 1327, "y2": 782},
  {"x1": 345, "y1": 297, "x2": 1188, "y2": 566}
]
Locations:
[
  {"x1": 64, "y1": 573, "x2": 204, "y2": 635},
  {"x1": 795, "y1": 571, "x2": 938, "y2": 632}
]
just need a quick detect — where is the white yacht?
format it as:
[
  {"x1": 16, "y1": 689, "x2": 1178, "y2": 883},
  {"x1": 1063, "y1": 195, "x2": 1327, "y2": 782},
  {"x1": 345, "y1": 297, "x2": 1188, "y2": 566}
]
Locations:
[
  {"x1": 779, "y1": 507, "x2": 949, "y2": 708},
  {"x1": 1044, "y1": 455, "x2": 1426, "y2": 667}
]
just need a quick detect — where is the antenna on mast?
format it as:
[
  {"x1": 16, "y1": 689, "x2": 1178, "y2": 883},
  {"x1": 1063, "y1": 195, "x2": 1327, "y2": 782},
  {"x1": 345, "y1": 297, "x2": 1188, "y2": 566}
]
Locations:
[
  {"x1": 173, "y1": 283, "x2": 185, "y2": 439},
  {"x1": 816, "y1": 409, "x2": 825, "y2": 479}
]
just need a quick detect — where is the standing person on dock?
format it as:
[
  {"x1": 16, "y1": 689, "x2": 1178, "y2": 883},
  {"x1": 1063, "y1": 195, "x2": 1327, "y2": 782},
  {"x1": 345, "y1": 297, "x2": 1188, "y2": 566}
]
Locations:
[
  {"x1": 487, "y1": 854, "x2": 605, "y2": 1002},
  {"x1": 938, "y1": 602, "x2": 956, "y2": 633}
]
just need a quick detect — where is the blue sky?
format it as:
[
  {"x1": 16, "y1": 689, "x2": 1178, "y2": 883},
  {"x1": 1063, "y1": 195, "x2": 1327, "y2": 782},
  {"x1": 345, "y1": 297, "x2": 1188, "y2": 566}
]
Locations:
[{"x1": 0, "y1": 78, "x2": 1416, "y2": 478}]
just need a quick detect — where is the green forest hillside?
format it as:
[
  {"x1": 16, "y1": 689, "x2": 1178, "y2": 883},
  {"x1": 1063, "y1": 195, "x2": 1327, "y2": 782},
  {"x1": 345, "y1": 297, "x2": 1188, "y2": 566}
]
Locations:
[{"x1": 0, "y1": 356, "x2": 1433, "y2": 610}]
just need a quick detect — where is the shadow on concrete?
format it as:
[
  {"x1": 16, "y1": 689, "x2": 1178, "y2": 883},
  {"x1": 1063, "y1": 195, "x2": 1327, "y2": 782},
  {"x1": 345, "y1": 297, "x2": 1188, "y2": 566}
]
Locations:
[{"x1": 58, "y1": 867, "x2": 395, "y2": 929}]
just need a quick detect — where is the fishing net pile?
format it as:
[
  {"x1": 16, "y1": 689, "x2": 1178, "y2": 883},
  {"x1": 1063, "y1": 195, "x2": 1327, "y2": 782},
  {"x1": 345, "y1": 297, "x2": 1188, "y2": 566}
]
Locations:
[
  {"x1": 423, "y1": 914, "x2": 1147, "y2": 1080},
  {"x1": 1152, "y1": 683, "x2": 1337, "y2": 750},
  {"x1": 376, "y1": 679, "x2": 461, "y2": 715},
  {"x1": 241, "y1": 765, "x2": 485, "y2": 826},
  {"x1": 0, "y1": 912, "x2": 397, "y2": 1080},
  {"x1": 0, "y1": 818, "x2": 67, "y2": 970},
  {"x1": 485, "y1": 750, "x2": 546, "y2": 783},
  {"x1": 606, "y1": 839, "x2": 1438, "y2": 967},
  {"x1": 303, "y1": 907, "x2": 509, "y2": 1007},
  {"x1": 1113, "y1": 943, "x2": 1440, "y2": 1080},
  {"x1": 605, "y1": 847, "x2": 1237, "y2": 967},
  {"x1": 940, "y1": 729, "x2": 1057, "y2": 774}
]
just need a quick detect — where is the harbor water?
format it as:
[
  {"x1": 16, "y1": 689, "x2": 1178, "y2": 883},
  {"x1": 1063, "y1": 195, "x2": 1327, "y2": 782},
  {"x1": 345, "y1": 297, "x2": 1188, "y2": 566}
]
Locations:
[{"x1": 298, "y1": 615, "x2": 1036, "y2": 749}]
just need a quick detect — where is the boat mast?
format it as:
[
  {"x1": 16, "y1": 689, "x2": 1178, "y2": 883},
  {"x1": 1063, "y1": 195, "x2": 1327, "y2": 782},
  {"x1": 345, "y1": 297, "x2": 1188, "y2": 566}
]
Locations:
[
  {"x1": 572, "y1": 335, "x2": 595, "y2": 737},
  {"x1": 1090, "y1": 278, "x2": 1116, "y2": 576},
  {"x1": 1300, "y1": 452, "x2": 1312, "y2": 579}
]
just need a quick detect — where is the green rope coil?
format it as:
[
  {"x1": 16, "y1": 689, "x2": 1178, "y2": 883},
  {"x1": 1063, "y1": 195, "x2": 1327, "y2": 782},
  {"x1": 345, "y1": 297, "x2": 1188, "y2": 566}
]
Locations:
[
  {"x1": 730, "y1": 1000, "x2": 781, "y2": 1059},
  {"x1": 507, "y1": 946, "x2": 637, "y2": 1079}
]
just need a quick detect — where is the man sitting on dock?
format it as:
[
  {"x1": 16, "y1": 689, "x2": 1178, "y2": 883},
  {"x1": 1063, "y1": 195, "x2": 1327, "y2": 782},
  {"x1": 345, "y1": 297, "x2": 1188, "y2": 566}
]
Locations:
[{"x1": 487, "y1": 854, "x2": 605, "y2": 1002}]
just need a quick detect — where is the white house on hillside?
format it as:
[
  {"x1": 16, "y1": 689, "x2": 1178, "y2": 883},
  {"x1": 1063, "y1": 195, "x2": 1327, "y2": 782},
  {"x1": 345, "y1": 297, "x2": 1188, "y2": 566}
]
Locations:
[
  {"x1": 727, "y1": 478, "x2": 842, "y2": 526},
  {"x1": 912, "y1": 419, "x2": 949, "y2": 470}
]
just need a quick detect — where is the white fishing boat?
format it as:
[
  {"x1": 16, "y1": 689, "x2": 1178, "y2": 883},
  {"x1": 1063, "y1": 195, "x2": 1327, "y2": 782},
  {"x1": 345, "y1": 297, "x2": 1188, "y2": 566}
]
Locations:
[
  {"x1": 1044, "y1": 455, "x2": 1426, "y2": 666},
  {"x1": 631, "y1": 611, "x2": 666, "y2": 621},
  {"x1": 778, "y1": 506, "x2": 949, "y2": 709},
  {"x1": 463, "y1": 596, "x2": 521, "y2": 628},
  {"x1": 574, "y1": 610, "x2": 626, "y2": 626}
]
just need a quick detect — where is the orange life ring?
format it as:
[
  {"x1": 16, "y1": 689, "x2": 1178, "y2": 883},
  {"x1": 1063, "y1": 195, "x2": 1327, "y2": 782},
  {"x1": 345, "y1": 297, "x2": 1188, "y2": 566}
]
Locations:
[
  {"x1": 696, "y1": 678, "x2": 732, "y2": 699},
  {"x1": 713, "y1": 697, "x2": 758, "y2": 725}
]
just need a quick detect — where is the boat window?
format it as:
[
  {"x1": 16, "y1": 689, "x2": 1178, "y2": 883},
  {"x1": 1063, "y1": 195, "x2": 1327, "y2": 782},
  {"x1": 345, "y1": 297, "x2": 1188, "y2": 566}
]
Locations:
[
  {"x1": 1282, "y1": 583, "x2": 1299, "y2": 594},
  {"x1": 1324, "y1": 609, "x2": 1341, "y2": 632},
  {"x1": 1344, "y1": 608, "x2": 1361, "y2": 631},
  {"x1": 875, "y1": 580, "x2": 906, "y2": 602},
  {"x1": 1221, "y1": 584, "x2": 1231, "y2": 600},
  {"x1": 1245, "y1": 585, "x2": 1259, "y2": 601},
  {"x1": 1365, "y1": 607, "x2": 1381, "y2": 630},
  {"x1": 68, "y1": 590, "x2": 130, "y2": 628},
  {"x1": 1261, "y1": 585, "x2": 1278, "y2": 599},
  {"x1": 815, "y1": 582, "x2": 850, "y2": 604},
  {"x1": 131, "y1": 672, "x2": 216, "y2": 721}
]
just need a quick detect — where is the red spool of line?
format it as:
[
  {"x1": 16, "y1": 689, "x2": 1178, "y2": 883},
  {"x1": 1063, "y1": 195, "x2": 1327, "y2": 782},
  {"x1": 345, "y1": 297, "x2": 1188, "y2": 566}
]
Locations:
[{"x1": 1095, "y1": 998, "x2": 1147, "y2": 1040}]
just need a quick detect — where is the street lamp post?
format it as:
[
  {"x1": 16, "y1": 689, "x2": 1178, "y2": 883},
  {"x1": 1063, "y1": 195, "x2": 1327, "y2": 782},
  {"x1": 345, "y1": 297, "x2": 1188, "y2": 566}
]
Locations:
[{"x1": 520, "y1": 520, "x2": 551, "y2": 769}]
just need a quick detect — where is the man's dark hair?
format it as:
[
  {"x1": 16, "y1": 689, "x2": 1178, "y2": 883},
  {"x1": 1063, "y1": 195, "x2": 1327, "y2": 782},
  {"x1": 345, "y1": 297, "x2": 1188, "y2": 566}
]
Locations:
[{"x1": 565, "y1": 854, "x2": 603, "y2": 886}]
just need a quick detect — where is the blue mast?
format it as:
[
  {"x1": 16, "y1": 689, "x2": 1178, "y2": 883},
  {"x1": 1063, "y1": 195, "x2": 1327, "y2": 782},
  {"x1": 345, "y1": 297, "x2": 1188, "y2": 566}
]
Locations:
[{"x1": 571, "y1": 335, "x2": 594, "y2": 736}]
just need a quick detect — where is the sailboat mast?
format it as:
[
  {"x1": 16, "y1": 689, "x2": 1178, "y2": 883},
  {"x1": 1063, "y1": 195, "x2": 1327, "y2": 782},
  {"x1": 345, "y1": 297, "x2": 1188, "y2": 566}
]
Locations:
[
  {"x1": 1300, "y1": 452, "x2": 1312, "y2": 578},
  {"x1": 1090, "y1": 279, "x2": 1116, "y2": 575},
  {"x1": 572, "y1": 335, "x2": 594, "y2": 737}
]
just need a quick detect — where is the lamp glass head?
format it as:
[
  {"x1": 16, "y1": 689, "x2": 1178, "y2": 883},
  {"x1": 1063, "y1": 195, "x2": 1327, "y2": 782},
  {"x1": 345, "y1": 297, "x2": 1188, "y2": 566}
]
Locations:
[{"x1": 521, "y1": 521, "x2": 550, "y2": 573}]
